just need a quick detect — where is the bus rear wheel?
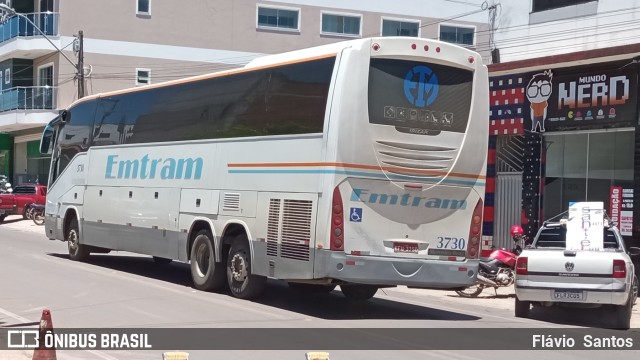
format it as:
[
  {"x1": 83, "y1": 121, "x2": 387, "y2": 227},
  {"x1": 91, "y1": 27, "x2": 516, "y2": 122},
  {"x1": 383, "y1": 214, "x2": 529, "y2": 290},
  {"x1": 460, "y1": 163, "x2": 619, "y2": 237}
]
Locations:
[
  {"x1": 67, "y1": 217, "x2": 90, "y2": 261},
  {"x1": 190, "y1": 230, "x2": 226, "y2": 292},
  {"x1": 340, "y1": 284, "x2": 378, "y2": 301},
  {"x1": 227, "y1": 235, "x2": 266, "y2": 299}
]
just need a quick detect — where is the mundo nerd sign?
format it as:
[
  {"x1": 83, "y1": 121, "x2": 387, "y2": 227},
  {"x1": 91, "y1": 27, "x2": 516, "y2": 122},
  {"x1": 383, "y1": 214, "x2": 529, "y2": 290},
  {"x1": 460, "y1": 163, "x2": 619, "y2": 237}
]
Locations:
[{"x1": 523, "y1": 63, "x2": 637, "y2": 132}]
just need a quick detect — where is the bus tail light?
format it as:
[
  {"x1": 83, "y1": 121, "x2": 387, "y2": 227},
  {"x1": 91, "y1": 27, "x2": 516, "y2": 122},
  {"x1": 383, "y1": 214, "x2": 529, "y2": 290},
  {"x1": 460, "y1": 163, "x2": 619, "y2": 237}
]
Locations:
[
  {"x1": 613, "y1": 259, "x2": 626, "y2": 278},
  {"x1": 516, "y1": 257, "x2": 528, "y2": 275},
  {"x1": 330, "y1": 186, "x2": 344, "y2": 251},
  {"x1": 466, "y1": 199, "x2": 482, "y2": 259}
]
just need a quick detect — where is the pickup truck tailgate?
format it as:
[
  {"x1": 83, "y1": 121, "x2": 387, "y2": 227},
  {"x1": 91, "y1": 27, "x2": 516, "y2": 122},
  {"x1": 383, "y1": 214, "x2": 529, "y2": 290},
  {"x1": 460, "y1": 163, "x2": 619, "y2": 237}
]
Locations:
[{"x1": 524, "y1": 249, "x2": 624, "y2": 289}]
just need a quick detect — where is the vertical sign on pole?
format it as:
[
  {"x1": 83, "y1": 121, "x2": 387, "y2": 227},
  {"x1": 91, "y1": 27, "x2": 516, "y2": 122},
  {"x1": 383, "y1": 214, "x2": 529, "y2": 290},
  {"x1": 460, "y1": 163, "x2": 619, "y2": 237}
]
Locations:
[{"x1": 567, "y1": 202, "x2": 604, "y2": 251}]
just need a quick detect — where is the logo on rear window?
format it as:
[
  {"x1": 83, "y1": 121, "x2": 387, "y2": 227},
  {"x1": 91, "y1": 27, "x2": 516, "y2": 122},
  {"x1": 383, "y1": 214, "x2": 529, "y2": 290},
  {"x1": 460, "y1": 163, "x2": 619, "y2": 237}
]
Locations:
[{"x1": 404, "y1": 66, "x2": 439, "y2": 107}]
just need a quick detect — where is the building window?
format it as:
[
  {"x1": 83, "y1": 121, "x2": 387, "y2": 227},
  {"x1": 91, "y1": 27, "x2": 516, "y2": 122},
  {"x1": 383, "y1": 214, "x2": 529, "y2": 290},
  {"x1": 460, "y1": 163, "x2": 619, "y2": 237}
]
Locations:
[
  {"x1": 532, "y1": 0, "x2": 595, "y2": 12},
  {"x1": 136, "y1": 69, "x2": 150, "y2": 86},
  {"x1": 543, "y1": 131, "x2": 634, "y2": 225},
  {"x1": 257, "y1": 6, "x2": 300, "y2": 31},
  {"x1": 381, "y1": 18, "x2": 419, "y2": 37},
  {"x1": 137, "y1": 0, "x2": 150, "y2": 15},
  {"x1": 439, "y1": 25, "x2": 475, "y2": 46},
  {"x1": 321, "y1": 12, "x2": 361, "y2": 36},
  {"x1": 4, "y1": 69, "x2": 10, "y2": 85}
]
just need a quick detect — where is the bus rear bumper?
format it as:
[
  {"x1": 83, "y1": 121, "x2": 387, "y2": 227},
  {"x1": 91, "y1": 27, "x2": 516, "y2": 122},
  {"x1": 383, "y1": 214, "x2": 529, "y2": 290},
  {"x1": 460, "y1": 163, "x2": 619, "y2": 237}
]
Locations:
[{"x1": 316, "y1": 251, "x2": 479, "y2": 288}]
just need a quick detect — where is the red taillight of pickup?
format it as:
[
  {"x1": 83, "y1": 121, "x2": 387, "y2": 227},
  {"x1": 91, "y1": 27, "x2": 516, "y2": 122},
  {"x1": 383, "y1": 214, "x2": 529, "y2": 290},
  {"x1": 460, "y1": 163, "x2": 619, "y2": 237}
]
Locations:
[
  {"x1": 516, "y1": 256, "x2": 528, "y2": 275},
  {"x1": 612, "y1": 259, "x2": 626, "y2": 278}
]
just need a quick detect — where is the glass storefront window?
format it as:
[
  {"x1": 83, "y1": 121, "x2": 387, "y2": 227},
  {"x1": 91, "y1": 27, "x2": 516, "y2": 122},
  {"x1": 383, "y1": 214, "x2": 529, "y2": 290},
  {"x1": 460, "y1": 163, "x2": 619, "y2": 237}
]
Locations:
[{"x1": 543, "y1": 130, "x2": 634, "y2": 220}]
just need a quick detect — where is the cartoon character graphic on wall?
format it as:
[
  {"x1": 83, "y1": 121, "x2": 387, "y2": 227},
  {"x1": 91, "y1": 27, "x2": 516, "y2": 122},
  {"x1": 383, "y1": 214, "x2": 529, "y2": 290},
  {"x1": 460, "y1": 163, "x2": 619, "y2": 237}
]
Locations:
[{"x1": 525, "y1": 70, "x2": 553, "y2": 132}]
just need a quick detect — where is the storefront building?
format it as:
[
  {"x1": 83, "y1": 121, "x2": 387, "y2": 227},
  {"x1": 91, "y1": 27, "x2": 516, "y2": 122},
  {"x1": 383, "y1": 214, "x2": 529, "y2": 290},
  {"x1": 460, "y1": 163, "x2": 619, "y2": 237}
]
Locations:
[{"x1": 483, "y1": 44, "x2": 640, "y2": 253}]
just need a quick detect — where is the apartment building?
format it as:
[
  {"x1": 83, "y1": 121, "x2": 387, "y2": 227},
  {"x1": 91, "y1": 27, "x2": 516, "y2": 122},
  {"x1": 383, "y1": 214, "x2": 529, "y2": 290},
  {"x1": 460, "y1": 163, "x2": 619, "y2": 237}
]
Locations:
[
  {"x1": 0, "y1": 0, "x2": 490, "y2": 186},
  {"x1": 482, "y1": 0, "x2": 640, "y2": 250}
]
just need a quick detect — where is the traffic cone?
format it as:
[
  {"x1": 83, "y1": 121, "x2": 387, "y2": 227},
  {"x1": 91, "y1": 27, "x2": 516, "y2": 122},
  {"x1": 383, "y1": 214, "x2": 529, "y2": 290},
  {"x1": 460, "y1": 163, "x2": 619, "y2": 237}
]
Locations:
[{"x1": 32, "y1": 309, "x2": 56, "y2": 360}]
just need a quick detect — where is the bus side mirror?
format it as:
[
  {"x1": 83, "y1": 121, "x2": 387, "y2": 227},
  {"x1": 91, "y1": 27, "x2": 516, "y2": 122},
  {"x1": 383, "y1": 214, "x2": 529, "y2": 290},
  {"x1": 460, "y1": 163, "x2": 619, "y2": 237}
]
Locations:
[{"x1": 40, "y1": 125, "x2": 54, "y2": 155}]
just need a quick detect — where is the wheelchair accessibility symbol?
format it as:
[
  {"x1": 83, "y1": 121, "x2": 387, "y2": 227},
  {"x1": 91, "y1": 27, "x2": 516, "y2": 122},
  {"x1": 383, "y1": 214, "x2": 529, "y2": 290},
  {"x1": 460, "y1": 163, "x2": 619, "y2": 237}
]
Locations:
[{"x1": 350, "y1": 208, "x2": 362, "y2": 222}]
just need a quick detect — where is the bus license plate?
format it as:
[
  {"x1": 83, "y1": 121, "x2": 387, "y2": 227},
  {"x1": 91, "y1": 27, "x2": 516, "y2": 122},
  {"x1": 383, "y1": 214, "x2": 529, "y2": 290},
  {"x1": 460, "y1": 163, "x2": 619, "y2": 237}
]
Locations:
[
  {"x1": 393, "y1": 242, "x2": 418, "y2": 254},
  {"x1": 552, "y1": 289, "x2": 584, "y2": 301}
]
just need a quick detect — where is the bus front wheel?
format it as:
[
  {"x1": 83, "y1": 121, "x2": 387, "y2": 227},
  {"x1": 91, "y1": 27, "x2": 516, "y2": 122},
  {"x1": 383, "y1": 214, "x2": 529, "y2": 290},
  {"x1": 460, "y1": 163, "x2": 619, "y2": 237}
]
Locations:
[
  {"x1": 227, "y1": 235, "x2": 266, "y2": 299},
  {"x1": 67, "y1": 217, "x2": 90, "y2": 261},
  {"x1": 190, "y1": 230, "x2": 226, "y2": 292}
]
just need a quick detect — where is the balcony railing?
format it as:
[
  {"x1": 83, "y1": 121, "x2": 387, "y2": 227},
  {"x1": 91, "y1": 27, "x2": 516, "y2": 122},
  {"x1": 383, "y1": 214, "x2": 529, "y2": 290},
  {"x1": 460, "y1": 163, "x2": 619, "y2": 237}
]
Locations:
[
  {"x1": 0, "y1": 12, "x2": 59, "y2": 43},
  {"x1": 0, "y1": 86, "x2": 57, "y2": 112}
]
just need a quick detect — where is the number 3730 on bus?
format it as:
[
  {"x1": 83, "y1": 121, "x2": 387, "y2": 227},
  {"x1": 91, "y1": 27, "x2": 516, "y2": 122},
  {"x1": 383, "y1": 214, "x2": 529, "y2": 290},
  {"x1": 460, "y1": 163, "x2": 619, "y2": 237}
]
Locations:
[{"x1": 436, "y1": 237, "x2": 466, "y2": 250}]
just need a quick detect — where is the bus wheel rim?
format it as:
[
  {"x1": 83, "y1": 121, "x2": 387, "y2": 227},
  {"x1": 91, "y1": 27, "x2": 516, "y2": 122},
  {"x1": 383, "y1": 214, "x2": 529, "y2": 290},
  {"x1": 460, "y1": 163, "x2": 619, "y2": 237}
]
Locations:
[{"x1": 231, "y1": 253, "x2": 248, "y2": 282}]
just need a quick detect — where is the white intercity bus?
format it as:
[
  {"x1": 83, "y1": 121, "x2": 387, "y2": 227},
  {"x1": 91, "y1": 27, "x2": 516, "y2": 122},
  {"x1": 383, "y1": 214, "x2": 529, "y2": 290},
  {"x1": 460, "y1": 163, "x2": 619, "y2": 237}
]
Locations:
[{"x1": 39, "y1": 37, "x2": 489, "y2": 300}]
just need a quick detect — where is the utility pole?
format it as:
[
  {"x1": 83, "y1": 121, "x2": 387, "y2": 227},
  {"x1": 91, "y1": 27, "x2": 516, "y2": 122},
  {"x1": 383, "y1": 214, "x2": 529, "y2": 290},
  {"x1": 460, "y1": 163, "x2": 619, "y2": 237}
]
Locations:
[{"x1": 77, "y1": 30, "x2": 85, "y2": 98}]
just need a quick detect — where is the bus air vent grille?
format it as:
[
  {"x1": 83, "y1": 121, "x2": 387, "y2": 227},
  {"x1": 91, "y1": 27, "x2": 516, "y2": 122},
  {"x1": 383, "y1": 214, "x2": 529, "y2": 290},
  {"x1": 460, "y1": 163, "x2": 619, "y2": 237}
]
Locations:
[
  {"x1": 222, "y1": 193, "x2": 241, "y2": 212},
  {"x1": 280, "y1": 199, "x2": 312, "y2": 261},
  {"x1": 267, "y1": 198, "x2": 280, "y2": 256}
]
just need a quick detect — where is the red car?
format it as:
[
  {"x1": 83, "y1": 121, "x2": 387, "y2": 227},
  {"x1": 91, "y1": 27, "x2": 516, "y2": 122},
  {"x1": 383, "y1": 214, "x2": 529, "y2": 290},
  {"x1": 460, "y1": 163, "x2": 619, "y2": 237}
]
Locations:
[{"x1": 0, "y1": 184, "x2": 47, "y2": 222}]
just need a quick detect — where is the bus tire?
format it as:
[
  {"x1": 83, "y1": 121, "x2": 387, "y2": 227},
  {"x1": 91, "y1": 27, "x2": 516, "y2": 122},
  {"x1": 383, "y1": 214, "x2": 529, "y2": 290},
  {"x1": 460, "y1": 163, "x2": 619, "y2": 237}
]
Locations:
[
  {"x1": 152, "y1": 257, "x2": 172, "y2": 265},
  {"x1": 190, "y1": 230, "x2": 226, "y2": 292},
  {"x1": 67, "y1": 217, "x2": 90, "y2": 261},
  {"x1": 227, "y1": 235, "x2": 266, "y2": 299},
  {"x1": 340, "y1": 284, "x2": 378, "y2": 301}
]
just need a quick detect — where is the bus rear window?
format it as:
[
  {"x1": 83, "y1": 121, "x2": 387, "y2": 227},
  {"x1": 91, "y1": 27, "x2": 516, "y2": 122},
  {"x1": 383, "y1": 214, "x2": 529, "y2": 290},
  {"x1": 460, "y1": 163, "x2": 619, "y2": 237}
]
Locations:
[{"x1": 368, "y1": 58, "x2": 473, "y2": 134}]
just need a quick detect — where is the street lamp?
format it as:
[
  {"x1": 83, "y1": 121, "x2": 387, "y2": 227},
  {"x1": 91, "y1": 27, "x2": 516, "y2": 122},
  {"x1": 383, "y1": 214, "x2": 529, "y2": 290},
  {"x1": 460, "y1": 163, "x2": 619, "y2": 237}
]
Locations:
[{"x1": 0, "y1": 3, "x2": 85, "y2": 98}]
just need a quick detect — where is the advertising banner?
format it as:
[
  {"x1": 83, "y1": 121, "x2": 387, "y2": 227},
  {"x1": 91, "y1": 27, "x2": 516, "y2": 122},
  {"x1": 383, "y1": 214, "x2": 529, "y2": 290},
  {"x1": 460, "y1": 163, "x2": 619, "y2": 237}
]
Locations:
[
  {"x1": 567, "y1": 202, "x2": 604, "y2": 251},
  {"x1": 610, "y1": 186, "x2": 622, "y2": 228},
  {"x1": 621, "y1": 188, "x2": 634, "y2": 236},
  {"x1": 522, "y1": 62, "x2": 637, "y2": 133}
]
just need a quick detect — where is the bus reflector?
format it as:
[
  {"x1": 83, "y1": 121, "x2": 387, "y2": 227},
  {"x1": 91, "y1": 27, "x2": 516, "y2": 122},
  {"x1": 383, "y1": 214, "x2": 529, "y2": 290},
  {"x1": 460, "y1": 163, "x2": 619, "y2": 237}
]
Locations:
[
  {"x1": 424, "y1": 45, "x2": 429, "y2": 51},
  {"x1": 330, "y1": 186, "x2": 344, "y2": 251},
  {"x1": 411, "y1": 43, "x2": 417, "y2": 49},
  {"x1": 466, "y1": 199, "x2": 483, "y2": 259},
  {"x1": 448, "y1": 256, "x2": 456, "y2": 261},
  {"x1": 351, "y1": 250, "x2": 361, "y2": 255},
  {"x1": 372, "y1": 43, "x2": 380, "y2": 51},
  {"x1": 516, "y1": 257, "x2": 528, "y2": 275}
]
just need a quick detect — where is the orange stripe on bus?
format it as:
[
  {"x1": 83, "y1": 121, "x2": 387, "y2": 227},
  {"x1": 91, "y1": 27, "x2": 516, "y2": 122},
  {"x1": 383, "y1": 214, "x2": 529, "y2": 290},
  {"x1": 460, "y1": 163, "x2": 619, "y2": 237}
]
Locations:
[{"x1": 227, "y1": 162, "x2": 486, "y2": 180}]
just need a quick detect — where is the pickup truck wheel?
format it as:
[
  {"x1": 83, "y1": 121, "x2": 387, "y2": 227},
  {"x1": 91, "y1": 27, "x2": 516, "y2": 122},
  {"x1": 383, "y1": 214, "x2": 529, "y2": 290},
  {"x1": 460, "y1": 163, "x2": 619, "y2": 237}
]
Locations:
[
  {"x1": 67, "y1": 218, "x2": 90, "y2": 261},
  {"x1": 22, "y1": 205, "x2": 31, "y2": 220},
  {"x1": 612, "y1": 298, "x2": 632, "y2": 330},
  {"x1": 514, "y1": 297, "x2": 531, "y2": 318}
]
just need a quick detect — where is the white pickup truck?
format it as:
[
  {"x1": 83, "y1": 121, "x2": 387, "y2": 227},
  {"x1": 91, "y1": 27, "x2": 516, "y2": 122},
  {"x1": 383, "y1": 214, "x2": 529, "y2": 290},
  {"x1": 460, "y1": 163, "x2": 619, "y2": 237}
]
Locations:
[{"x1": 514, "y1": 219, "x2": 639, "y2": 329}]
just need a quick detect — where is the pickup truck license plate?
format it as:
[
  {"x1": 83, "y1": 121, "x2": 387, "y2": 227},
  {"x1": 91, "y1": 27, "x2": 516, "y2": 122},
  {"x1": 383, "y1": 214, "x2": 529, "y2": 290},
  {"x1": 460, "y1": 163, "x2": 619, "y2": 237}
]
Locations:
[
  {"x1": 393, "y1": 242, "x2": 419, "y2": 254},
  {"x1": 552, "y1": 289, "x2": 584, "y2": 301}
]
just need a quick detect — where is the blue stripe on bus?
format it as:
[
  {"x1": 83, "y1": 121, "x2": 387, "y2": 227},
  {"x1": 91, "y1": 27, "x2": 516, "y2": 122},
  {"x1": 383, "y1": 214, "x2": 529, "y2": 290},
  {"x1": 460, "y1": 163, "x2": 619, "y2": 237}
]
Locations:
[{"x1": 228, "y1": 169, "x2": 485, "y2": 186}]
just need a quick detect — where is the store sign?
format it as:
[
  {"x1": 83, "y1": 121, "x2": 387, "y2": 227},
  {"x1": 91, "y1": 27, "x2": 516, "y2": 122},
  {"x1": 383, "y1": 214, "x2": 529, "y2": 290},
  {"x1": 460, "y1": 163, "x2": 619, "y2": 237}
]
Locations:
[
  {"x1": 621, "y1": 188, "x2": 634, "y2": 236},
  {"x1": 609, "y1": 187, "x2": 633, "y2": 236},
  {"x1": 567, "y1": 202, "x2": 604, "y2": 251},
  {"x1": 523, "y1": 64, "x2": 637, "y2": 132}
]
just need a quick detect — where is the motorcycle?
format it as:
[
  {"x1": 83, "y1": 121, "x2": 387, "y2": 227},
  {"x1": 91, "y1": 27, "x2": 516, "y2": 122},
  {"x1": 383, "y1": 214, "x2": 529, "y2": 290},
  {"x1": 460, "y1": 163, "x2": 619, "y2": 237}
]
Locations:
[
  {"x1": 28, "y1": 203, "x2": 45, "y2": 225},
  {"x1": 455, "y1": 225, "x2": 525, "y2": 298}
]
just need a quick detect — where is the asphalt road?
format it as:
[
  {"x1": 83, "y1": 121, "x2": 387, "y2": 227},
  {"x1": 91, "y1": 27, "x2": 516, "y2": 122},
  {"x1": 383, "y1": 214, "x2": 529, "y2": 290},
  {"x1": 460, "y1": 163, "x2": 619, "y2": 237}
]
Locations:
[{"x1": 0, "y1": 216, "x2": 639, "y2": 360}]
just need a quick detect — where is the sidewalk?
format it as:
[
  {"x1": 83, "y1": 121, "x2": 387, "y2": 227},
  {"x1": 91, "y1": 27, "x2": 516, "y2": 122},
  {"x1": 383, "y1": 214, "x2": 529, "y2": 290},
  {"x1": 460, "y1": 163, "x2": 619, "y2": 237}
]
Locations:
[
  {"x1": 0, "y1": 350, "x2": 33, "y2": 360},
  {"x1": 0, "y1": 215, "x2": 46, "y2": 234}
]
